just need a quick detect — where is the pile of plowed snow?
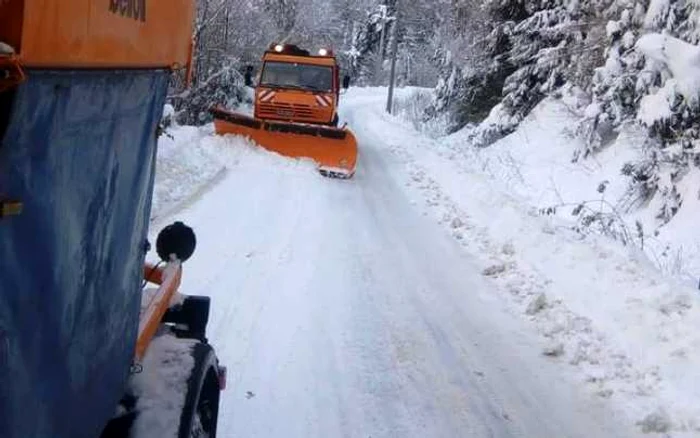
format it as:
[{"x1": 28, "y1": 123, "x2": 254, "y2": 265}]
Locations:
[{"x1": 151, "y1": 124, "x2": 316, "y2": 225}]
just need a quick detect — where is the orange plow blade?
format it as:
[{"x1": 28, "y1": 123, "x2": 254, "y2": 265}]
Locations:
[{"x1": 210, "y1": 107, "x2": 358, "y2": 178}]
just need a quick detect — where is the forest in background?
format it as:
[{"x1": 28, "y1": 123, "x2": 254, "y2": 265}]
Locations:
[{"x1": 173, "y1": 0, "x2": 700, "y2": 249}]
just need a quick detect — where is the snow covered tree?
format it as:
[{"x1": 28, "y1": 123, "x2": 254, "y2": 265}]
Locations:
[
  {"x1": 465, "y1": 0, "x2": 596, "y2": 146},
  {"x1": 575, "y1": 1, "x2": 647, "y2": 158},
  {"x1": 425, "y1": 0, "x2": 503, "y2": 132},
  {"x1": 426, "y1": 0, "x2": 593, "y2": 142},
  {"x1": 344, "y1": 4, "x2": 395, "y2": 84},
  {"x1": 263, "y1": 0, "x2": 301, "y2": 37},
  {"x1": 577, "y1": 0, "x2": 700, "y2": 225},
  {"x1": 168, "y1": 0, "x2": 269, "y2": 124},
  {"x1": 171, "y1": 61, "x2": 247, "y2": 126},
  {"x1": 169, "y1": 0, "x2": 379, "y2": 124}
]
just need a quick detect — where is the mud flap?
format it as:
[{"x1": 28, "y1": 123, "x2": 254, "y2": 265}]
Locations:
[{"x1": 210, "y1": 106, "x2": 357, "y2": 179}]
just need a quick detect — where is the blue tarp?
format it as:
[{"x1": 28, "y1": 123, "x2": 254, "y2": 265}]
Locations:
[{"x1": 0, "y1": 69, "x2": 169, "y2": 438}]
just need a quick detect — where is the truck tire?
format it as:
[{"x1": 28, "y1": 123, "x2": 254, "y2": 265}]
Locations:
[{"x1": 178, "y1": 342, "x2": 221, "y2": 438}]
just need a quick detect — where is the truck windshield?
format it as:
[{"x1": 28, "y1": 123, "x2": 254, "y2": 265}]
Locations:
[{"x1": 260, "y1": 62, "x2": 333, "y2": 92}]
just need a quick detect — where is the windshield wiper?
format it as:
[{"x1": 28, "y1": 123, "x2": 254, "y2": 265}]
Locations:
[{"x1": 263, "y1": 83, "x2": 308, "y2": 91}]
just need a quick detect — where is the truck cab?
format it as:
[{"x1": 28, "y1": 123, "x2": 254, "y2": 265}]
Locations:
[
  {"x1": 210, "y1": 43, "x2": 358, "y2": 179},
  {"x1": 254, "y1": 44, "x2": 342, "y2": 126},
  {"x1": 0, "y1": 2, "x2": 224, "y2": 437}
]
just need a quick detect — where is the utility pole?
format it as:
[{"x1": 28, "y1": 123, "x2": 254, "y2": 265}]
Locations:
[
  {"x1": 374, "y1": 4, "x2": 388, "y2": 86},
  {"x1": 386, "y1": 1, "x2": 399, "y2": 114}
]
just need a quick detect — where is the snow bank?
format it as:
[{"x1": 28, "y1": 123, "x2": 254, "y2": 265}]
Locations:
[
  {"x1": 152, "y1": 125, "x2": 225, "y2": 223},
  {"x1": 441, "y1": 96, "x2": 700, "y2": 282},
  {"x1": 151, "y1": 120, "x2": 317, "y2": 226},
  {"x1": 351, "y1": 88, "x2": 700, "y2": 435}
]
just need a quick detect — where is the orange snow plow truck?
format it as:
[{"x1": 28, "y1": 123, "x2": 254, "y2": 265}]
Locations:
[
  {"x1": 210, "y1": 44, "x2": 358, "y2": 178},
  {"x1": 1, "y1": 2, "x2": 225, "y2": 438}
]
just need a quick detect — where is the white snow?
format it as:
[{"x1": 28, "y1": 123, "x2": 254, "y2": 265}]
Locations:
[
  {"x1": 150, "y1": 122, "x2": 315, "y2": 227},
  {"x1": 638, "y1": 81, "x2": 675, "y2": 126},
  {"x1": 584, "y1": 101, "x2": 602, "y2": 118},
  {"x1": 0, "y1": 42, "x2": 15, "y2": 55},
  {"x1": 606, "y1": 20, "x2": 622, "y2": 37},
  {"x1": 623, "y1": 31, "x2": 637, "y2": 49},
  {"x1": 129, "y1": 333, "x2": 197, "y2": 438},
  {"x1": 387, "y1": 90, "x2": 700, "y2": 436},
  {"x1": 644, "y1": 0, "x2": 671, "y2": 29},
  {"x1": 148, "y1": 87, "x2": 700, "y2": 437},
  {"x1": 426, "y1": 92, "x2": 700, "y2": 282},
  {"x1": 151, "y1": 125, "x2": 225, "y2": 225},
  {"x1": 636, "y1": 33, "x2": 700, "y2": 105},
  {"x1": 162, "y1": 104, "x2": 175, "y2": 120}
]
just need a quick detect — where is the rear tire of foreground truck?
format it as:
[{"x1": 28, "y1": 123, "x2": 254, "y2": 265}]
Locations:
[{"x1": 179, "y1": 342, "x2": 221, "y2": 438}]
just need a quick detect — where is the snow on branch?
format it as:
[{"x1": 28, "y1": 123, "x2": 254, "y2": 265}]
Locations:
[{"x1": 636, "y1": 33, "x2": 700, "y2": 107}]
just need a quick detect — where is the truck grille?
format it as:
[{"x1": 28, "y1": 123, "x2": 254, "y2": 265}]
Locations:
[{"x1": 258, "y1": 102, "x2": 325, "y2": 122}]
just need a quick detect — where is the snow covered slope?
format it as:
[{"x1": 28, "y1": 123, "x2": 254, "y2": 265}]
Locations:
[
  {"x1": 150, "y1": 87, "x2": 700, "y2": 436},
  {"x1": 426, "y1": 93, "x2": 700, "y2": 285}
]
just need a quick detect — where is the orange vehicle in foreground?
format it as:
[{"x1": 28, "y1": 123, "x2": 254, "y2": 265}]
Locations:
[
  {"x1": 211, "y1": 43, "x2": 358, "y2": 179},
  {"x1": 1, "y1": 2, "x2": 224, "y2": 437}
]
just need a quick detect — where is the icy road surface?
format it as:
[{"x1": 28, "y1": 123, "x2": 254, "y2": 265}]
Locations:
[{"x1": 162, "y1": 90, "x2": 638, "y2": 437}]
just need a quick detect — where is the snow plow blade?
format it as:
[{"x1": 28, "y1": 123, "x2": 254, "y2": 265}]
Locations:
[{"x1": 210, "y1": 106, "x2": 357, "y2": 178}]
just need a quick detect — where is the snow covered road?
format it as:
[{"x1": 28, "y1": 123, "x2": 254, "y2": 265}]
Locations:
[{"x1": 155, "y1": 90, "x2": 641, "y2": 437}]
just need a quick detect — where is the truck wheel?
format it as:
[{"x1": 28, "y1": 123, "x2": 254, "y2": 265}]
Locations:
[{"x1": 178, "y1": 342, "x2": 221, "y2": 438}]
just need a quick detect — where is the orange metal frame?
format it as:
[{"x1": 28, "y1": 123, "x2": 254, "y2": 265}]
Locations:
[
  {"x1": 0, "y1": 0, "x2": 196, "y2": 69},
  {"x1": 136, "y1": 262, "x2": 182, "y2": 360}
]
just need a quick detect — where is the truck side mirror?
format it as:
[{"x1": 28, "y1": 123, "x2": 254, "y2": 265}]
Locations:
[
  {"x1": 156, "y1": 221, "x2": 196, "y2": 262},
  {"x1": 342, "y1": 75, "x2": 350, "y2": 89},
  {"x1": 244, "y1": 65, "x2": 254, "y2": 87}
]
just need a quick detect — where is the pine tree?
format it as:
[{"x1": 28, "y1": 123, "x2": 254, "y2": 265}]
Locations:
[
  {"x1": 581, "y1": 0, "x2": 700, "y2": 224},
  {"x1": 468, "y1": 0, "x2": 593, "y2": 145}
]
